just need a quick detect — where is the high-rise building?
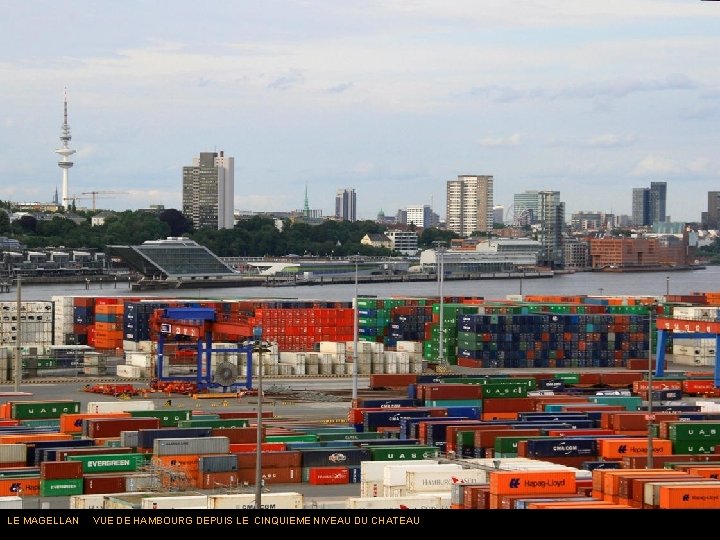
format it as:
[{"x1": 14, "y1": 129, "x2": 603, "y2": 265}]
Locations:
[
  {"x1": 335, "y1": 188, "x2": 356, "y2": 222},
  {"x1": 446, "y1": 175, "x2": 493, "y2": 237},
  {"x1": 570, "y1": 211, "x2": 615, "y2": 232},
  {"x1": 406, "y1": 205, "x2": 434, "y2": 228},
  {"x1": 537, "y1": 191, "x2": 565, "y2": 268},
  {"x1": 493, "y1": 205, "x2": 505, "y2": 226},
  {"x1": 632, "y1": 182, "x2": 667, "y2": 227},
  {"x1": 182, "y1": 151, "x2": 235, "y2": 230},
  {"x1": 705, "y1": 191, "x2": 720, "y2": 229},
  {"x1": 513, "y1": 191, "x2": 539, "y2": 226}
]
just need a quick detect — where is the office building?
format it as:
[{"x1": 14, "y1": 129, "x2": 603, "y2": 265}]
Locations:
[
  {"x1": 406, "y1": 205, "x2": 434, "y2": 228},
  {"x1": 335, "y1": 188, "x2": 356, "y2": 222},
  {"x1": 513, "y1": 191, "x2": 539, "y2": 226},
  {"x1": 385, "y1": 230, "x2": 419, "y2": 256},
  {"x1": 537, "y1": 191, "x2": 565, "y2": 268},
  {"x1": 632, "y1": 182, "x2": 667, "y2": 227},
  {"x1": 446, "y1": 175, "x2": 494, "y2": 237},
  {"x1": 704, "y1": 191, "x2": 720, "y2": 229},
  {"x1": 182, "y1": 151, "x2": 234, "y2": 230},
  {"x1": 493, "y1": 205, "x2": 505, "y2": 226}
]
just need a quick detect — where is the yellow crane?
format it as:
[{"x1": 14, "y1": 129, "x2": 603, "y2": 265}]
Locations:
[{"x1": 81, "y1": 190, "x2": 128, "y2": 211}]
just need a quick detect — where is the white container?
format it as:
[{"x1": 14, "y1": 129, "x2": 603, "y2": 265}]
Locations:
[
  {"x1": 87, "y1": 400, "x2": 154, "y2": 413},
  {"x1": 405, "y1": 469, "x2": 488, "y2": 492},
  {"x1": 0, "y1": 496, "x2": 22, "y2": 509},
  {"x1": 153, "y1": 436, "x2": 230, "y2": 456},
  {"x1": 383, "y1": 464, "x2": 461, "y2": 488},
  {"x1": 116, "y1": 365, "x2": 146, "y2": 378},
  {"x1": 126, "y1": 352, "x2": 153, "y2": 368},
  {"x1": 140, "y1": 495, "x2": 208, "y2": 509},
  {"x1": 124, "y1": 474, "x2": 154, "y2": 492},
  {"x1": 396, "y1": 341, "x2": 423, "y2": 353},
  {"x1": 361, "y1": 460, "x2": 439, "y2": 483},
  {"x1": 208, "y1": 492, "x2": 303, "y2": 509},
  {"x1": 673, "y1": 307, "x2": 720, "y2": 320},
  {"x1": 371, "y1": 358, "x2": 385, "y2": 374},
  {"x1": 70, "y1": 494, "x2": 106, "y2": 509},
  {"x1": 319, "y1": 342, "x2": 346, "y2": 354},
  {"x1": 347, "y1": 495, "x2": 444, "y2": 509},
  {"x1": 0, "y1": 444, "x2": 26, "y2": 464},
  {"x1": 319, "y1": 355, "x2": 333, "y2": 376}
]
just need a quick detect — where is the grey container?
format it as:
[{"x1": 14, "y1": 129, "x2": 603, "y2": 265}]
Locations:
[
  {"x1": 153, "y1": 436, "x2": 230, "y2": 456},
  {"x1": 125, "y1": 473, "x2": 154, "y2": 492},
  {"x1": 120, "y1": 431, "x2": 139, "y2": 449},
  {"x1": 199, "y1": 454, "x2": 238, "y2": 473},
  {"x1": 0, "y1": 444, "x2": 26, "y2": 463}
]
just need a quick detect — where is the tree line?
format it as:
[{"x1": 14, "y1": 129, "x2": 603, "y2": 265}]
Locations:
[{"x1": 0, "y1": 208, "x2": 457, "y2": 258}]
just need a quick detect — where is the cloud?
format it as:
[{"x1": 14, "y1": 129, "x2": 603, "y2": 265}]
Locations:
[
  {"x1": 631, "y1": 155, "x2": 684, "y2": 176},
  {"x1": 679, "y1": 105, "x2": 717, "y2": 120},
  {"x1": 477, "y1": 133, "x2": 521, "y2": 148},
  {"x1": 353, "y1": 162, "x2": 375, "y2": 174},
  {"x1": 267, "y1": 70, "x2": 305, "y2": 90},
  {"x1": 324, "y1": 82, "x2": 354, "y2": 94},
  {"x1": 4, "y1": 118, "x2": 14, "y2": 128},
  {"x1": 688, "y1": 157, "x2": 711, "y2": 174},
  {"x1": 584, "y1": 134, "x2": 635, "y2": 148},
  {"x1": 560, "y1": 74, "x2": 696, "y2": 100}
]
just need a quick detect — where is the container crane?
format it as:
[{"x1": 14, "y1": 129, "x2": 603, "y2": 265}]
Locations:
[{"x1": 81, "y1": 190, "x2": 128, "y2": 211}]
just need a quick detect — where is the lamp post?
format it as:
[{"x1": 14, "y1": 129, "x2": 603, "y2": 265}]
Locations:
[
  {"x1": 252, "y1": 325, "x2": 270, "y2": 509},
  {"x1": 432, "y1": 241, "x2": 447, "y2": 366},
  {"x1": 666, "y1": 276, "x2": 670, "y2": 297},
  {"x1": 351, "y1": 255, "x2": 360, "y2": 401},
  {"x1": 647, "y1": 304, "x2": 655, "y2": 469},
  {"x1": 14, "y1": 275, "x2": 21, "y2": 393}
]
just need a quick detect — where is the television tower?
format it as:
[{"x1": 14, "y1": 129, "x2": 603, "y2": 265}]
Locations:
[{"x1": 55, "y1": 88, "x2": 76, "y2": 210}]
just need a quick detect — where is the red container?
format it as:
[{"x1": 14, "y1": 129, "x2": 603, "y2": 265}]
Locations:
[
  {"x1": 610, "y1": 413, "x2": 679, "y2": 431},
  {"x1": 463, "y1": 486, "x2": 490, "y2": 509},
  {"x1": 83, "y1": 475, "x2": 127, "y2": 494},
  {"x1": 423, "y1": 385, "x2": 483, "y2": 400},
  {"x1": 683, "y1": 380, "x2": 718, "y2": 395},
  {"x1": 212, "y1": 427, "x2": 263, "y2": 444},
  {"x1": 482, "y1": 398, "x2": 535, "y2": 413},
  {"x1": 235, "y1": 451, "x2": 302, "y2": 469},
  {"x1": 230, "y1": 443, "x2": 286, "y2": 453},
  {"x1": 369, "y1": 375, "x2": 418, "y2": 389},
  {"x1": 236, "y1": 466, "x2": 301, "y2": 484},
  {"x1": 600, "y1": 373, "x2": 643, "y2": 386},
  {"x1": 40, "y1": 461, "x2": 83, "y2": 480},
  {"x1": 446, "y1": 425, "x2": 511, "y2": 453},
  {"x1": 86, "y1": 418, "x2": 161, "y2": 439},
  {"x1": 58, "y1": 447, "x2": 133, "y2": 461},
  {"x1": 309, "y1": 467, "x2": 349, "y2": 485},
  {"x1": 200, "y1": 471, "x2": 240, "y2": 489}
]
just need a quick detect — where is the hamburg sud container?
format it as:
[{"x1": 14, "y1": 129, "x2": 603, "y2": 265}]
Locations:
[
  {"x1": 153, "y1": 437, "x2": 230, "y2": 456},
  {"x1": 383, "y1": 464, "x2": 462, "y2": 496},
  {"x1": 208, "y1": 492, "x2": 304, "y2": 509},
  {"x1": 489, "y1": 470, "x2": 577, "y2": 495},
  {"x1": 405, "y1": 469, "x2": 488, "y2": 493}
]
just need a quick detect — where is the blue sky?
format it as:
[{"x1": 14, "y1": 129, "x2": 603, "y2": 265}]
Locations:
[{"x1": 1, "y1": 1, "x2": 718, "y2": 222}]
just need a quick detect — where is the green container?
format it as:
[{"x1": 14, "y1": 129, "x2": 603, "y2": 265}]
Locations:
[
  {"x1": 68, "y1": 453, "x2": 145, "y2": 473},
  {"x1": 102, "y1": 439, "x2": 122, "y2": 448},
  {"x1": 588, "y1": 396, "x2": 642, "y2": 411},
  {"x1": 316, "y1": 432, "x2": 383, "y2": 442},
  {"x1": 481, "y1": 383, "x2": 528, "y2": 399},
  {"x1": 40, "y1": 478, "x2": 83, "y2": 497},
  {"x1": 11, "y1": 400, "x2": 81, "y2": 419},
  {"x1": 494, "y1": 435, "x2": 553, "y2": 454},
  {"x1": 189, "y1": 413, "x2": 220, "y2": 420},
  {"x1": 357, "y1": 299, "x2": 378, "y2": 309},
  {"x1": 130, "y1": 410, "x2": 192, "y2": 427},
  {"x1": 265, "y1": 434, "x2": 318, "y2": 443},
  {"x1": 668, "y1": 423, "x2": 720, "y2": 442},
  {"x1": 23, "y1": 358, "x2": 57, "y2": 369},
  {"x1": 671, "y1": 441, "x2": 717, "y2": 454},
  {"x1": 177, "y1": 419, "x2": 249, "y2": 428},
  {"x1": 19, "y1": 419, "x2": 61, "y2": 428},
  {"x1": 554, "y1": 373, "x2": 581, "y2": 384},
  {"x1": 425, "y1": 399, "x2": 483, "y2": 407},
  {"x1": 369, "y1": 446, "x2": 439, "y2": 461}
]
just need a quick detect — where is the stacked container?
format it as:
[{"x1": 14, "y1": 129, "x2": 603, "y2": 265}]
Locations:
[
  {"x1": 93, "y1": 301, "x2": 124, "y2": 350},
  {"x1": 39, "y1": 460, "x2": 83, "y2": 497}
]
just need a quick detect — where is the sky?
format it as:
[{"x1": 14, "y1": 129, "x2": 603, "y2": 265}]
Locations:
[{"x1": 1, "y1": 1, "x2": 719, "y2": 222}]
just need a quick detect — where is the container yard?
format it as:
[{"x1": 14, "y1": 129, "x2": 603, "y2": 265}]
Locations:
[{"x1": 1, "y1": 291, "x2": 720, "y2": 510}]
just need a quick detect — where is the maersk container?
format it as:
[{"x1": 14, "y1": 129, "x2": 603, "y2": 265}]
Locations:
[
  {"x1": 40, "y1": 478, "x2": 83, "y2": 497},
  {"x1": 300, "y1": 448, "x2": 371, "y2": 468},
  {"x1": 526, "y1": 439, "x2": 598, "y2": 458},
  {"x1": 137, "y1": 428, "x2": 212, "y2": 449},
  {"x1": 369, "y1": 446, "x2": 440, "y2": 461},
  {"x1": 87, "y1": 401, "x2": 154, "y2": 414},
  {"x1": 129, "y1": 410, "x2": 191, "y2": 427},
  {"x1": 139, "y1": 495, "x2": 208, "y2": 509},
  {"x1": 208, "y1": 492, "x2": 304, "y2": 509},
  {"x1": 0, "y1": 496, "x2": 22, "y2": 509},
  {"x1": 67, "y1": 453, "x2": 145, "y2": 473},
  {"x1": 0, "y1": 444, "x2": 26, "y2": 464},
  {"x1": 70, "y1": 494, "x2": 106, "y2": 509},
  {"x1": 153, "y1": 436, "x2": 230, "y2": 456},
  {"x1": 199, "y1": 454, "x2": 238, "y2": 473},
  {"x1": 406, "y1": 469, "x2": 487, "y2": 493},
  {"x1": 347, "y1": 495, "x2": 445, "y2": 509},
  {"x1": 11, "y1": 401, "x2": 80, "y2": 420}
]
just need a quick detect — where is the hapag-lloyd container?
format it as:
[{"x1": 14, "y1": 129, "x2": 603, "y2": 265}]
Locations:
[
  {"x1": 489, "y1": 470, "x2": 577, "y2": 495},
  {"x1": 87, "y1": 401, "x2": 154, "y2": 414},
  {"x1": 0, "y1": 444, "x2": 26, "y2": 464},
  {"x1": 406, "y1": 469, "x2": 488, "y2": 492},
  {"x1": 139, "y1": 495, "x2": 208, "y2": 509},
  {"x1": 67, "y1": 453, "x2": 145, "y2": 473},
  {"x1": 346, "y1": 495, "x2": 449, "y2": 509},
  {"x1": 599, "y1": 438, "x2": 673, "y2": 459},
  {"x1": 659, "y1": 484, "x2": 720, "y2": 509},
  {"x1": 208, "y1": 492, "x2": 304, "y2": 509},
  {"x1": 645, "y1": 480, "x2": 720, "y2": 507},
  {"x1": 153, "y1": 436, "x2": 229, "y2": 456}
]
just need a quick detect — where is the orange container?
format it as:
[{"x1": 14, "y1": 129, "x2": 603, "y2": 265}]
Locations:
[
  {"x1": 59, "y1": 413, "x2": 131, "y2": 434},
  {"x1": 659, "y1": 484, "x2": 720, "y2": 509},
  {"x1": 687, "y1": 467, "x2": 720, "y2": 479},
  {"x1": 0, "y1": 477, "x2": 40, "y2": 497},
  {"x1": 592, "y1": 468, "x2": 652, "y2": 493},
  {"x1": 528, "y1": 502, "x2": 631, "y2": 509},
  {"x1": 481, "y1": 412, "x2": 518, "y2": 421},
  {"x1": 0, "y1": 433, "x2": 72, "y2": 444},
  {"x1": 489, "y1": 470, "x2": 576, "y2": 495},
  {"x1": 599, "y1": 438, "x2": 673, "y2": 459}
]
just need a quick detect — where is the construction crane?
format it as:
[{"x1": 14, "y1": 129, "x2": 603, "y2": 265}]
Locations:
[{"x1": 81, "y1": 190, "x2": 128, "y2": 211}]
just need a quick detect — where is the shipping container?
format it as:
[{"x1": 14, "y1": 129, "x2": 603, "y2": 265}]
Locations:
[
  {"x1": 369, "y1": 446, "x2": 439, "y2": 461},
  {"x1": 69, "y1": 494, "x2": 106, "y2": 509},
  {"x1": 128, "y1": 410, "x2": 192, "y2": 427},
  {"x1": 40, "y1": 461, "x2": 83, "y2": 480},
  {"x1": 489, "y1": 470, "x2": 577, "y2": 495},
  {"x1": 11, "y1": 401, "x2": 80, "y2": 420},
  {"x1": 405, "y1": 469, "x2": 487, "y2": 492},
  {"x1": 153, "y1": 437, "x2": 230, "y2": 456},
  {"x1": 0, "y1": 496, "x2": 22, "y2": 509},
  {"x1": 235, "y1": 466, "x2": 301, "y2": 484},
  {"x1": 84, "y1": 475, "x2": 127, "y2": 494},
  {"x1": 200, "y1": 471, "x2": 239, "y2": 489},
  {"x1": 137, "y1": 428, "x2": 212, "y2": 450},
  {"x1": 139, "y1": 495, "x2": 208, "y2": 509},
  {"x1": 199, "y1": 454, "x2": 238, "y2": 473},
  {"x1": 67, "y1": 453, "x2": 145, "y2": 473},
  {"x1": 86, "y1": 401, "x2": 154, "y2": 414},
  {"x1": 86, "y1": 418, "x2": 161, "y2": 439},
  {"x1": 236, "y1": 451, "x2": 302, "y2": 469},
  {"x1": 0, "y1": 444, "x2": 26, "y2": 464},
  {"x1": 309, "y1": 467, "x2": 349, "y2": 485},
  {"x1": 59, "y1": 413, "x2": 131, "y2": 434},
  {"x1": 40, "y1": 478, "x2": 83, "y2": 497},
  {"x1": 346, "y1": 495, "x2": 449, "y2": 509},
  {"x1": 207, "y1": 492, "x2": 303, "y2": 509}
]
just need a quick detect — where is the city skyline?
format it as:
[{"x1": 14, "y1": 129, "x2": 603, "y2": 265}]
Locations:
[{"x1": 1, "y1": 2, "x2": 719, "y2": 221}]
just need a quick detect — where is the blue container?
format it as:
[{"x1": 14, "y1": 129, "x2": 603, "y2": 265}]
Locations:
[
  {"x1": 363, "y1": 410, "x2": 430, "y2": 433},
  {"x1": 359, "y1": 399, "x2": 420, "y2": 408},
  {"x1": 582, "y1": 461, "x2": 622, "y2": 471},
  {"x1": 164, "y1": 307, "x2": 216, "y2": 321},
  {"x1": 445, "y1": 407, "x2": 483, "y2": 420},
  {"x1": 27, "y1": 439, "x2": 95, "y2": 465},
  {"x1": 348, "y1": 466, "x2": 361, "y2": 483},
  {"x1": 526, "y1": 438, "x2": 598, "y2": 457},
  {"x1": 401, "y1": 416, "x2": 469, "y2": 440}
]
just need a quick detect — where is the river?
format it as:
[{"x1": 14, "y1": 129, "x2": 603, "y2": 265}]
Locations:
[{"x1": 4, "y1": 266, "x2": 719, "y2": 302}]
